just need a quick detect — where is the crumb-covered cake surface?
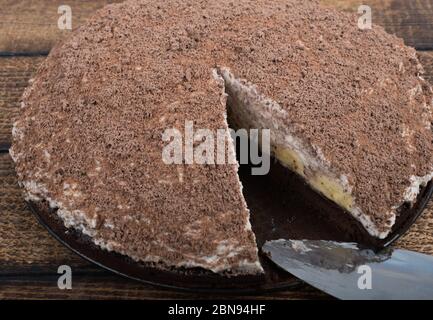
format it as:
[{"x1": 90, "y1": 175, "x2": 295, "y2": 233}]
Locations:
[{"x1": 11, "y1": 0, "x2": 433, "y2": 273}]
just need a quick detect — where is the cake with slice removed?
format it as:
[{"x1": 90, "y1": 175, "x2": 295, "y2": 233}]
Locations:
[{"x1": 10, "y1": 0, "x2": 433, "y2": 275}]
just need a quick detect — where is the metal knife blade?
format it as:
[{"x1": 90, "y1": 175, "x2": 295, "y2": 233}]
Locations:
[{"x1": 262, "y1": 239, "x2": 433, "y2": 300}]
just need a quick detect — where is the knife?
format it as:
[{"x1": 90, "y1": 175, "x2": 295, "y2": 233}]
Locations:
[{"x1": 262, "y1": 239, "x2": 433, "y2": 300}]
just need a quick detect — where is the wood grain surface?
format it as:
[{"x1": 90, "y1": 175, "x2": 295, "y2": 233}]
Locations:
[
  {"x1": 322, "y1": 0, "x2": 433, "y2": 49},
  {"x1": 0, "y1": 57, "x2": 44, "y2": 147},
  {"x1": 1, "y1": 0, "x2": 433, "y2": 300},
  {"x1": 1, "y1": 0, "x2": 432, "y2": 53},
  {"x1": 0, "y1": 0, "x2": 122, "y2": 54}
]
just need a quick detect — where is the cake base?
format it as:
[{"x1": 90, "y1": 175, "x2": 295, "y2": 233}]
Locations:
[{"x1": 27, "y1": 157, "x2": 433, "y2": 293}]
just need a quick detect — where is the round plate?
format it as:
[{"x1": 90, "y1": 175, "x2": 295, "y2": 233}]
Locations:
[{"x1": 29, "y1": 160, "x2": 433, "y2": 293}]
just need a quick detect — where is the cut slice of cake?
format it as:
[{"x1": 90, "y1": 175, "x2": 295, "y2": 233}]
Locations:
[
  {"x1": 10, "y1": 0, "x2": 433, "y2": 276},
  {"x1": 10, "y1": 0, "x2": 265, "y2": 275}
]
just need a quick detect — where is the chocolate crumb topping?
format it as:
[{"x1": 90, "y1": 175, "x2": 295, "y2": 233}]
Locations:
[{"x1": 11, "y1": 0, "x2": 433, "y2": 272}]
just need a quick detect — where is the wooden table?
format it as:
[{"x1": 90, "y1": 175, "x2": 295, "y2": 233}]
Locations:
[{"x1": 1, "y1": 0, "x2": 433, "y2": 300}]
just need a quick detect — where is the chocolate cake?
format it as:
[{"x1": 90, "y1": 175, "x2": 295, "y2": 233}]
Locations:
[{"x1": 11, "y1": 0, "x2": 433, "y2": 274}]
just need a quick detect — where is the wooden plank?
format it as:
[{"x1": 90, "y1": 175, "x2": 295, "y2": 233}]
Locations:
[
  {"x1": 0, "y1": 0, "x2": 122, "y2": 54},
  {"x1": 0, "y1": 0, "x2": 432, "y2": 54},
  {"x1": 0, "y1": 152, "x2": 86, "y2": 268},
  {"x1": 0, "y1": 56, "x2": 44, "y2": 146},
  {"x1": 321, "y1": 0, "x2": 433, "y2": 49},
  {"x1": 0, "y1": 276, "x2": 326, "y2": 300},
  {"x1": 397, "y1": 201, "x2": 433, "y2": 253}
]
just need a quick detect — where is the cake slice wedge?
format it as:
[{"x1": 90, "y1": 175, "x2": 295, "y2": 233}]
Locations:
[{"x1": 10, "y1": 0, "x2": 264, "y2": 275}]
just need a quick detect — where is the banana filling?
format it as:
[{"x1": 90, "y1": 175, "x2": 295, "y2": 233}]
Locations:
[{"x1": 273, "y1": 145, "x2": 354, "y2": 212}]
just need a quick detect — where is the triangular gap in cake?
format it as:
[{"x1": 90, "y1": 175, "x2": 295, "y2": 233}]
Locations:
[
  {"x1": 215, "y1": 66, "x2": 392, "y2": 239},
  {"x1": 209, "y1": 68, "x2": 264, "y2": 274}
]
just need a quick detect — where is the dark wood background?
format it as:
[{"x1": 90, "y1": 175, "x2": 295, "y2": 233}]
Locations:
[{"x1": 1, "y1": 0, "x2": 433, "y2": 299}]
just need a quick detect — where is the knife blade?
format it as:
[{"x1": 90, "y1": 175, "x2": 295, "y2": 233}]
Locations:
[{"x1": 262, "y1": 239, "x2": 433, "y2": 300}]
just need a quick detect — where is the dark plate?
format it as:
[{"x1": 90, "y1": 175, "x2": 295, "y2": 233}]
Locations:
[{"x1": 29, "y1": 159, "x2": 433, "y2": 293}]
